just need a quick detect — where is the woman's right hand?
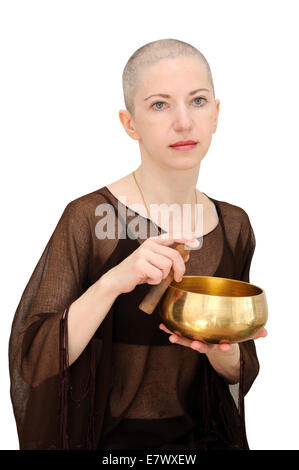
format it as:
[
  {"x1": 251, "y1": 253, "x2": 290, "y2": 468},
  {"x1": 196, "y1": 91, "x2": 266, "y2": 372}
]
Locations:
[{"x1": 100, "y1": 234, "x2": 200, "y2": 297}]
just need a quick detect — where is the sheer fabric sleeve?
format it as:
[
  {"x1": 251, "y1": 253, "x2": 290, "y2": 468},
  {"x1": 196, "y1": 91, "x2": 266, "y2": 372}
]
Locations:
[
  {"x1": 236, "y1": 211, "x2": 260, "y2": 396},
  {"x1": 239, "y1": 214, "x2": 256, "y2": 284},
  {"x1": 8, "y1": 201, "x2": 91, "y2": 449},
  {"x1": 232, "y1": 211, "x2": 260, "y2": 448}
]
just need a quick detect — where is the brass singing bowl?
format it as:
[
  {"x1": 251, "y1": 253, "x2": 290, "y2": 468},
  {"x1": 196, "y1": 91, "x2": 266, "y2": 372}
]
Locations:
[{"x1": 158, "y1": 276, "x2": 268, "y2": 344}]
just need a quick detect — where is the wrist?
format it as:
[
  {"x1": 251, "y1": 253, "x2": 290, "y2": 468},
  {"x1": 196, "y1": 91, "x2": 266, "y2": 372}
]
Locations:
[
  {"x1": 205, "y1": 343, "x2": 240, "y2": 384},
  {"x1": 96, "y1": 270, "x2": 122, "y2": 299},
  {"x1": 206, "y1": 343, "x2": 240, "y2": 358}
]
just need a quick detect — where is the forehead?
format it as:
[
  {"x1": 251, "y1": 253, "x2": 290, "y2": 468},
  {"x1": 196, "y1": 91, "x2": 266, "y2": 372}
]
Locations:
[{"x1": 138, "y1": 57, "x2": 210, "y2": 94}]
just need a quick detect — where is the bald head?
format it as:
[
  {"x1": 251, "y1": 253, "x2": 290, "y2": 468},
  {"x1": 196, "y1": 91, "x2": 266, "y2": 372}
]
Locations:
[{"x1": 122, "y1": 38, "x2": 215, "y2": 119}]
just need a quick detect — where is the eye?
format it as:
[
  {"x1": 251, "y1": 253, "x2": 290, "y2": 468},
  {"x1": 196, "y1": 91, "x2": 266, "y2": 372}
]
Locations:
[
  {"x1": 152, "y1": 101, "x2": 165, "y2": 110},
  {"x1": 151, "y1": 96, "x2": 206, "y2": 111},
  {"x1": 193, "y1": 96, "x2": 206, "y2": 105}
]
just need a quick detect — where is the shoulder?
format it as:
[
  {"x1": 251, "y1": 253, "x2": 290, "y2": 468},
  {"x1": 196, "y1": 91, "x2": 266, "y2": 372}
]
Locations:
[
  {"x1": 62, "y1": 186, "x2": 113, "y2": 220},
  {"x1": 209, "y1": 196, "x2": 254, "y2": 251},
  {"x1": 210, "y1": 196, "x2": 252, "y2": 228},
  {"x1": 52, "y1": 186, "x2": 114, "y2": 242}
]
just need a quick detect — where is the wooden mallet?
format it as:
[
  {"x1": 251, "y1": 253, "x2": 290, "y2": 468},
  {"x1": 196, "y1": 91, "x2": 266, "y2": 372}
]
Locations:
[{"x1": 138, "y1": 243, "x2": 191, "y2": 315}]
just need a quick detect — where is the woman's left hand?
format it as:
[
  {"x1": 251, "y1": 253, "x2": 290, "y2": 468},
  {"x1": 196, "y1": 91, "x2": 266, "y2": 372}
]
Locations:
[{"x1": 159, "y1": 323, "x2": 268, "y2": 353}]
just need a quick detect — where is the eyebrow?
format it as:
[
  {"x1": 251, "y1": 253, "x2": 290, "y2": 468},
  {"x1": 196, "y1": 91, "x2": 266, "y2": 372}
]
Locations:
[{"x1": 144, "y1": 88, "x2": 210, "y2": 101}]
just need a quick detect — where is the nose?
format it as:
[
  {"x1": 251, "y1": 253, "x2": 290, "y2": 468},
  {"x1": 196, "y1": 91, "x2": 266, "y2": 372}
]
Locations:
[{"x1": 172, "y1": 105, "x2": 193, "y2": 131}]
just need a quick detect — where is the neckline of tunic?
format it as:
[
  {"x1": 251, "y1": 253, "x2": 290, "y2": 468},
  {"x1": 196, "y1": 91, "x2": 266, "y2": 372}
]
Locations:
[{"x1": 103, "y1": 185, "x2": 221, "y2": 239}]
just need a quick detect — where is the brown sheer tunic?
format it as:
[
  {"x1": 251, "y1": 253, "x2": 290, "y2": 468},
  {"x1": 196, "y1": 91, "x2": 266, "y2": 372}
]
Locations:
[{"x1": 8, "y1": 186, "x2": 259, "y2": 450}]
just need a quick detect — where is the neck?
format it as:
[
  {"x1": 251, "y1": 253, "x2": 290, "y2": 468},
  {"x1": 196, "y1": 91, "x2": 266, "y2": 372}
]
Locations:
[
  {"x1": 134, "y1": 162, "x2": 200, "y2": 206},
  {"x1": 133, "y1": 163, "x2": 202, "y2": 236}
]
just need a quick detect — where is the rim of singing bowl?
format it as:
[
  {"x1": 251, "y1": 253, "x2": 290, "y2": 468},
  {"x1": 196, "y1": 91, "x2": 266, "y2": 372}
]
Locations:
[
  {"x1": 170, "y1": 275, "x2": 265, "y2": 296},
  {"x1": 158, "y1": 275, "x2": 268, "y2": 343}
]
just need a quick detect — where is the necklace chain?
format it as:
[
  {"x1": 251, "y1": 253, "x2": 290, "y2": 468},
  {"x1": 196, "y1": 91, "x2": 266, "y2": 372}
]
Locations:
[{"x1": 132, "y1": 170, "x2": 198, "y2": 236}]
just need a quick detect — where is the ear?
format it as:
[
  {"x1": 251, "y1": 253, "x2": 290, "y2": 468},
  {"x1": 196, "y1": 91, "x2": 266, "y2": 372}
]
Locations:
[
  {"x1": 119, "y1": 109, "x2": 141, "y2": 141},
  {"x1": 212, "y1": 99, "x2": 220, "y2": 134}
]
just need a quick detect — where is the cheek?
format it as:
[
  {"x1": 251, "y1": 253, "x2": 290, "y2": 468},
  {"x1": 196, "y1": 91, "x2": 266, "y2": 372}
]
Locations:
[
  {"x1": 197, "y1": 116, "x2": 216, "y2": 137},
  {"x1": 143, "y1": 122, "x2": 165, "y2": 142}
]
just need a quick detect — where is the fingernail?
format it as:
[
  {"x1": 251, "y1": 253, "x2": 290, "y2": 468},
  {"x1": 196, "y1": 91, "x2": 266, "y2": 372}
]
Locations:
[{"x1": 188, "y1": 239, "x2": 199, "y2": 247}]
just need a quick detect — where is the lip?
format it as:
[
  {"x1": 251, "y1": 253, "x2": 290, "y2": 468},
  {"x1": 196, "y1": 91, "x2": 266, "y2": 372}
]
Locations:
[
  {"x1": 170, "y1": 140, "x2": 197, "y2": 147},
  {"x1": 170, "y1": 143, "x2": 197, "y2": 151}
]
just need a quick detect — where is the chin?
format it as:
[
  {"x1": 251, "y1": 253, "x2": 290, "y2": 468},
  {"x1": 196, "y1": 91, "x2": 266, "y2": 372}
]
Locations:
[{"x1": 166, "y1": 157, "x2": 203, "y2": 170}]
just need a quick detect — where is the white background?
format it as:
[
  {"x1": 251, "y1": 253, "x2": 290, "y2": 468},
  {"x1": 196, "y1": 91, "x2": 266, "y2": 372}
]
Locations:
[{"x1": 1, "y1": 0, "x2": 298, "y2": 450}]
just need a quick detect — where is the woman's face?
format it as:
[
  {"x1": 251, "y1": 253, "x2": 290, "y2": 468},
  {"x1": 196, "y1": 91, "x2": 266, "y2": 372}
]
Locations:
[{"x1": 120, "y1": 56, "x2": 220, "y2": 170}]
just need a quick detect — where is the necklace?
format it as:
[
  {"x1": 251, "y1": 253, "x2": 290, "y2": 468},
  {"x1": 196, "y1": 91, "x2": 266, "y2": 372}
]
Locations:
[{"x1": 132, "y1": 170, "x2": 198, "y2": 237}]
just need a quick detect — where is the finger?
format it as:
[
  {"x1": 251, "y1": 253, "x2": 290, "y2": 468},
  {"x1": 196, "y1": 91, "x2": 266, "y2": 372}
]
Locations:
[
  {"x1": 169, "y1": 334, "x2": 194, "y2": 348},
  {"x1": 149, "y1": 242, "x2": 191, "y2": 264},
  {"x1": 145, "y1": 249, "x2": 186, "y2": 282},
  {"x1": 160, "y1": 323, "x2": 234, "y2": 353},
  {"x1": 160, "y1": 324, "x2": 206, "y2": 351},
  {"x1": 153, "y1": 233, "x2": 200, "y2": 249},
  {"x1": 159, "y1": 323, "x2": 174, "y2": 335},
  {"x1": 189, "y1": 340, "x2": 214, "y2": 354},
  {"x1": 217, "y1": 343, "x2": 232, "y2": 352},
  {"x1": 143, "y1": 250, "x2": 174, "y2": 280},
  {"x1": 148, "y1": 235, "x2": 197, "y2": 281},
  {"x1": 163, "y1": 247, "x2": 190, "y2": 279},
  {"x1": 253, "y1": 327, "x2": 268, "y2": 340},
  {"x1": 159, "y1": 323, "x2": 182, "y2": 337},
  {"x1": 142, "y1": 261, "x2": 165, "y2": 285},
  {"x1": 160, "y1": 325, "x2": 219, "y2": 353},
  {"x1": 159, "y1": 323, "x2": 189, "y2": 346}
]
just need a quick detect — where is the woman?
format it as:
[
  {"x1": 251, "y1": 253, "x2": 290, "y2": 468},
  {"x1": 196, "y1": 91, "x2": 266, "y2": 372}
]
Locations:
[{"x1": 9, "y1": 38, "x2": 267, "y2": 450}]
